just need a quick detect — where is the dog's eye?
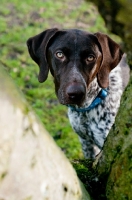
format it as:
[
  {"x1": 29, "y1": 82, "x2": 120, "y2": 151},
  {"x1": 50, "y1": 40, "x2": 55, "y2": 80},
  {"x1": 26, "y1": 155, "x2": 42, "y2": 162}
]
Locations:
[
  {"x1": 56, "y1": 52, "x2": 64, "y2": 59},
  {"x1": 86, "y1": 55, "x2": 95, "y2": 63}
]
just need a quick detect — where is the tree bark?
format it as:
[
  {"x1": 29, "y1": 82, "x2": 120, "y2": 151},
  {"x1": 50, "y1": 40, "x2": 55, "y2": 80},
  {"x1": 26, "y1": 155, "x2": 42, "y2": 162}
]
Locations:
[
  {"x1": 96, "y1": 72, "x2": 132, "y2": 199},
  {"x1": 0, "y1": 65, "x2": 91, "y2": 200}
]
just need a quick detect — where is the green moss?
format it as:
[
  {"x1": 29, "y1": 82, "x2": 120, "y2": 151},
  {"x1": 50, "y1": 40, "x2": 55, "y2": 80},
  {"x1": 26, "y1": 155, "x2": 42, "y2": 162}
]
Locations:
[
  {"x1": 106, "y1": 145, "x2": 132, "y2": 200},
  {"x1": 0, "y1": 171, "x2": 7, "y2": 181},
  {"x1": 72, "y1": 159, "x2": 94, "y2": 188}
]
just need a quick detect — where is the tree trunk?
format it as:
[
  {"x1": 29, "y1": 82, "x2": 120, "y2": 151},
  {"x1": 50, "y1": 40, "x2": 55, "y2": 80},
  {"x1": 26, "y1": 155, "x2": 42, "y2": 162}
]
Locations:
[
  {"x1": 95, "y1": 72, "x2": 132, "y2": 199},
  {"x1": 0, "y1": 65, "x2": 90, "y2": 200}
]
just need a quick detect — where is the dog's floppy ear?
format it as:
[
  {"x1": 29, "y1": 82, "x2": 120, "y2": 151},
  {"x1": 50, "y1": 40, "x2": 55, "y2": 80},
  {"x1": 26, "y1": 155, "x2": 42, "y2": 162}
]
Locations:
[
  {"x1": 27, "y1": 28, "x2": 59, "y2": 82},
  {"x1": 94, "y1": 32, "x2": 123, "y2": 88}
]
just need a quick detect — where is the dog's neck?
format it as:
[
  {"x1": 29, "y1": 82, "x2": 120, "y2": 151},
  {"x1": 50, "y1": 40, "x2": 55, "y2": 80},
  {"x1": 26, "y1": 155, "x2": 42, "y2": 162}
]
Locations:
[{"x1": 84, "y1": 77, "x2": 102, "y2": 108}]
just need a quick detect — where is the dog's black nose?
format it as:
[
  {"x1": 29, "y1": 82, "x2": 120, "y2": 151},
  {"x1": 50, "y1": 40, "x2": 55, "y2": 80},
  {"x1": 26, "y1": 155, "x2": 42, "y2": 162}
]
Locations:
[{"x1": 66, "y1": 83, "x2": 85, "y2": 102}]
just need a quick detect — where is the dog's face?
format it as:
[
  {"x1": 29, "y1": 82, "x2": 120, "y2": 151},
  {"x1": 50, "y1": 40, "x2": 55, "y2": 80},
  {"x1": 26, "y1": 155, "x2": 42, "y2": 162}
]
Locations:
[
  {"x1": 47, "y1": 30, "x2": 102, "y2": 106},
  {"x1": 27, "y1": 28, "x2": 123, "y2": 106}
]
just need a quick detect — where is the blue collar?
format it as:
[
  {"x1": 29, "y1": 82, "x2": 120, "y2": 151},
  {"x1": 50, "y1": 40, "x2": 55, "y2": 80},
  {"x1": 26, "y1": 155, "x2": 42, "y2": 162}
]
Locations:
[{"x1": 68, "y1": 89, "x2": 108, "y2": 113}]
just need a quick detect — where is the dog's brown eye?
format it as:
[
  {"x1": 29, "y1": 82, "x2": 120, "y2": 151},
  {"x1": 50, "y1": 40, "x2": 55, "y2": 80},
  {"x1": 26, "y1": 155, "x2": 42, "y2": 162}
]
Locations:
[
  {"x1": 86, "y1": 55, "x2": 95, "y2": 63},
  {"x1": 56, "y1": 52, "x2": 64, "y2": 59}
]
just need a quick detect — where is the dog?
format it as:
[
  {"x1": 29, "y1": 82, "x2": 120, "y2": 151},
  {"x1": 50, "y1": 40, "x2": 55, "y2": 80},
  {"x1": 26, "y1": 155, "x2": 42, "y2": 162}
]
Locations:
[{"x1": 27, "y1": 28, "x2": 130, "y2": 158}]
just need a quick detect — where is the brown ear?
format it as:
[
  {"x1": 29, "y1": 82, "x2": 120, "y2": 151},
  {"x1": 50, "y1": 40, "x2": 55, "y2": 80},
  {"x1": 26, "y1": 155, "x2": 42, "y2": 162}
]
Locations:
[
  {"x1": 94, "y1": 32, "x2": 123, "y2": 88},
  {"x1": 27, "y1": 28, "x2": 59, "y2": 82}
]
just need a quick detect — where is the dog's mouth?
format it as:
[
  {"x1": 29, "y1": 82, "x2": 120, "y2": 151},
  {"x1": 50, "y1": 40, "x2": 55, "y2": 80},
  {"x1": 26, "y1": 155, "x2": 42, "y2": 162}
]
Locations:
[
  {"x1": 60, "y1": 98, "x2": 85, "y2": 107},
  {"x1": 66, "y1": 95, "x2": 85, "y2": 107}
]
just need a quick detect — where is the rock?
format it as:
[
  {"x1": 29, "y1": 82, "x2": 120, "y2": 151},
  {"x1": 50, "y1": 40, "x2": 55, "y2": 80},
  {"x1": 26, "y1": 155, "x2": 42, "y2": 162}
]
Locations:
[{"x1": 0, "y1": 65, "x2": 90, "y2": 200}]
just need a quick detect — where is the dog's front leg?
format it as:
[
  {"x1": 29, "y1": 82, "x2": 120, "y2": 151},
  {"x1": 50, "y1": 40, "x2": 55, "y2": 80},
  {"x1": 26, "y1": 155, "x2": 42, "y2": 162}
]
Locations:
[{"x1": 79, "y1": 136, "x2": 101, "y2": 159}]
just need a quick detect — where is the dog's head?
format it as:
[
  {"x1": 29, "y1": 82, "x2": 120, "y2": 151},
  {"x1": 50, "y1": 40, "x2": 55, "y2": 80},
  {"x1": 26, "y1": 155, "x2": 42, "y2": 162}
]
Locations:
[{"x1": 27, "y1": 28, "x2": 123, "y2": 106}]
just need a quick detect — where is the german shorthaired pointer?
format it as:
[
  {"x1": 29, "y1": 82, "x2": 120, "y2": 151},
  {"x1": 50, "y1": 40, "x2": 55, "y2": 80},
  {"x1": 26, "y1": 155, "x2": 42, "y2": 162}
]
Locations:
[{"x1": 27, "y1": 28, "x2": 130, "y2": 159}]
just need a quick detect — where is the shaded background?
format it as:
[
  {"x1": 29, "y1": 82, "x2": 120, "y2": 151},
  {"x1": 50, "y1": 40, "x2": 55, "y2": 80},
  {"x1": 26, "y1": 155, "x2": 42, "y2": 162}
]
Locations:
[{"x1": 86, "y1": 0, "x2": 132, "y2": 66}]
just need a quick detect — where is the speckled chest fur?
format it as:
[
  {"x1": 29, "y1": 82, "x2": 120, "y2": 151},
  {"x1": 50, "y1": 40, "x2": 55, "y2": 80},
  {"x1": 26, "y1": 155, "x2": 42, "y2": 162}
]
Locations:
[{"x1": 27, "y1": 28, "x2": 130, "y2": 159}]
